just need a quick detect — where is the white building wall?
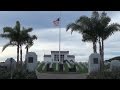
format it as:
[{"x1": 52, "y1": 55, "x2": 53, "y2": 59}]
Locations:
[
  {"x1": 51, "y1": 52, "x2": 69, "y2": 61},
  {"x1": 44, "y1": 57, "x2": 52, "y2": 62},
  {"x1": 51, "y1": 54, "x2": 54, "y2": 61},
  {"x1": 52, "y1": 52, "x2": 59, "y2": 61},
  {"x1": 44, "y1": 51, "x2": 75, "y2": 63},
  {"x1": 64, "y1": 54, "x2": 68, "y2": 60},
  {"x1": 67, "y1": 57, "x2": 75, "y2": 61}
]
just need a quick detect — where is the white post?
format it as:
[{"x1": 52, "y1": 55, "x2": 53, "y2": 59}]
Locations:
[{"x1": 59, "y1": 11, "x2": 61, "y2": 63}]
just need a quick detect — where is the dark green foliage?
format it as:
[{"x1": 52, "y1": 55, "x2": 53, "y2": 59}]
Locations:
[
  {"x1": 63, "y1": 63, "x2": 69, "y2": 72},
  {"x1": 37, "y1": 62, "x2": 88, "y2": 73},
  {"x1": 37, "y1": 62, "x2": 45, "y2": 72},
  {"x1": 59, "y1": 64, "x2": 63, "y2": 72},
  {"x1": 12, "y1": 70, "x2": 37, "y2": 79},
  {"x1": 0, "y1": 67, "x2": 11, "y2": 79},
  {"x1": 69, "y1": 65, "x2": 76, "y2": 72},
  {"x1": 87, "y1": 71, "x2": 120, "y2": 79},
  {"x1": 0, "y1": 66, "x2": 37, "y2": 79}
]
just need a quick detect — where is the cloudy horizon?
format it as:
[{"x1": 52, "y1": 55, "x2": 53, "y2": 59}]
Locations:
[{"x1": 0, "y1": 11, "x2": 120, "y2": 62}]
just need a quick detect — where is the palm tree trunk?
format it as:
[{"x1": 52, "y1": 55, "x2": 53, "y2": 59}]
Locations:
[
  {"x1": 98, "y1": 37, "x2": 102, "y2": 56},
  {"x1": 101, "y1": 38, "x2": 104, "y2": 65},
  {"x1": 99, "y1": 38, "x2": 104, "y2": 72},
  {"x1": 20, "y1": 45, "x2": 22, "y2": 67},
  {"x1": 93, "y1": 41, "x2": 97, "y2": 53},
  {"x1": 24, "y1": 46, "x2": 29, "y2": 70},
  {"x1": 17, "y1": 44, "x2": 19, "y2": 68},
  {"x1": 98, "y1": 38, "x2": 103, "y2": 71},
  {"x1": 26, "y1": 46, "x2": 28, "y2": 54}
]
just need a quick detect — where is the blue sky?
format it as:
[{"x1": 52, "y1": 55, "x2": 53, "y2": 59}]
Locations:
[
  {"x1": 0, "y1": 11, "x2": 120, "y2": 62},
  {"x1": 0, "y1": 11, "x2": 92, "y2": 28}
]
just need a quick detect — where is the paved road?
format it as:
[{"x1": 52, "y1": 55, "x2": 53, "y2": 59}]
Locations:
[{"x1": 36, "y1": 71, "x2": 88, "y2": 79}]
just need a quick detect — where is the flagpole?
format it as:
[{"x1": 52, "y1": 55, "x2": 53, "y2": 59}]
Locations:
[{"x1": 59, "y1": 11, "x2": 61, "y2": 63}]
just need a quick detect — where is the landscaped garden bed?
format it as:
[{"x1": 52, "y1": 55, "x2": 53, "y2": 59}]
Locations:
[{"x1": 37, "y1": 61, "x2": 88, "y2": 74}]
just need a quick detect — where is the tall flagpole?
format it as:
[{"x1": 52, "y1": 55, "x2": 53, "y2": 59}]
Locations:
[{"x1": 59, "y1": 11, "x2": 61, "y2": 63}]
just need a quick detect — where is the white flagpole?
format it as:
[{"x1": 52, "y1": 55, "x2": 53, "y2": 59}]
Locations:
[{"x1": 59, "y1": 11, "x2": 61, "y2": 63}]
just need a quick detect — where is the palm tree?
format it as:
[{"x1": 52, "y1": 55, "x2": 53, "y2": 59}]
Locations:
[
  {"x1": 66, "y1": 11, "x2": 120, "y2": 71},
  {"x1": 0, "y1": 21, "x2": 36, "y2": 68},
  {"x1": 0, "y1": 21, "x2": 21, "y2": 67},
  {"x1": 82, "y1": 33, "x2": 97, "y2": 53},
  {"x1": 23, "y1": 34, "x2": 37, "y2": 69},
  {"x1": 25, "y1": 35, "x2": 37, "y2": 54},
  {"x1": 94, "y1": 12, "x2": 120, "y2": 67},
  {"x1": 19, "y1": 27, "x2": 34, "y2": 66},
  {"x1": 66, "y1": 14, "x2": 98, "y2": 53}
]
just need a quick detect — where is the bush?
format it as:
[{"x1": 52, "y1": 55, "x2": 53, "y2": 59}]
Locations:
[
  {"x1": 0, "y1": 66, "x2": 37, "y2": 79},
  {"x1": 12, "y1": 70, "x2": 37, "y2": 79},
  {"x1": 87, "y1": 71, "x2": 120, "y2": 79},
  {"x1": 0, "y1": 67, "x2": 11, "y2": 79}
]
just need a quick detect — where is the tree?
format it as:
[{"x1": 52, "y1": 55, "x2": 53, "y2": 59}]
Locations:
[
  {"x1": 0, "y1": 21, "x2": 21, "y2": 67},
  {"x1": 66, "y1": 11, "x2": 120, "y2": 71},
  {"x1": 18, "y1": 27, "x2": 33, "y2": 66},
  {"x1": 0, "y1": 21, "x2": 37, "y2": 68},
  {"x1": 66, "y1": 15, "x2": 98, "y2": 53},
  {"x1": 93, "y1": 11, "x2": 120, "y2": 68},
  {"x1": 25, "y1": 35, "x2": 37, "y2": 54}
]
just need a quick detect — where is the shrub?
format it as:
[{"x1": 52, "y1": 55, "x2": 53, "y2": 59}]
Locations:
[
  {"x1": 0, "y1": 67, "x2": 11, "y2": 79},
  {"x1": 87, "y1": 71, "x2": 120, "y2": 79},
  {"x1": 12, "y1": 70, "x2": 37, "y2": 79}
]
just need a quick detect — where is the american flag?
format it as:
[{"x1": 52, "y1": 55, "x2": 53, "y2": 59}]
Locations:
[{"x1": 53, "y1": 18, "x2": 60, "y2": 26}]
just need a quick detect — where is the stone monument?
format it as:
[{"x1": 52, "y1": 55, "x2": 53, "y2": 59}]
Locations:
[
  {"x1": 5, "y1": 58, "x2": 16, "y2": 70},
  {"x1": 25, "y1": 52, "x2": 37, "y2": 72},
  {"x1": 88, "y1": 53, "x2": 101, "y2": 74}
]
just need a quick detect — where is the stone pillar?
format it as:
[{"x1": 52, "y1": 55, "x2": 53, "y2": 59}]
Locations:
[
  {"x1": 26, "y1": 52, "x2": 37, "y2": 72},
  {"x1": 88, "y1": 53, "x2": 101, "y2": 74}
]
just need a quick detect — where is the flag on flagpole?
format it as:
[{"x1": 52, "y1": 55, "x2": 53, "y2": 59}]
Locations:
[{"x1": 53, "y1": 18, "x2": 60, "y2": 26}]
